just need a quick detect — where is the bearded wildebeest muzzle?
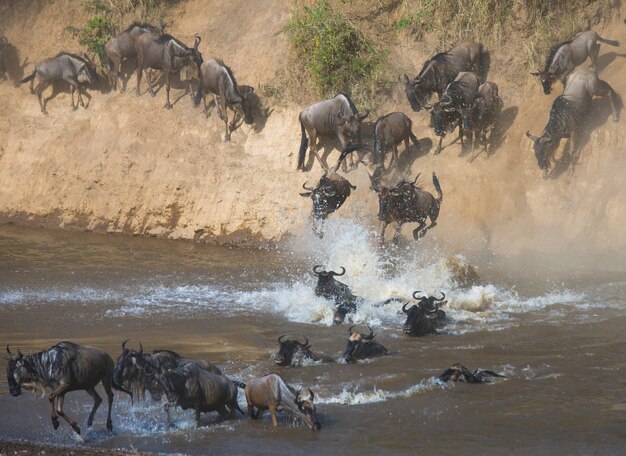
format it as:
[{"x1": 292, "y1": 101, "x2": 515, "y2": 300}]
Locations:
[
  {"x1": 296, "y1": 388, "x2": 321, "y2": 430},
  {"x1": 275, "y1": 335, "x2": 309, "y2": 366},
  {"x1": 343, "y1": 325, "x2": 388, "y2": 362}
]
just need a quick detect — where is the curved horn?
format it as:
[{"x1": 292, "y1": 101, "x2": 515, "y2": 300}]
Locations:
[
  {"x1": 139, "y1": 341, "x2": 144, "y2": 355},
  {"x1": 414, "y1": 75, "x2": 423, "y2": 84},
  {"x1": 278, "y1": 335, "x2": 287, "y2": 344},
  {"x1": 308, "y1": 388, "x2": 315, "y2": 401},
  {"x1": 410, "y1": 173, "x2": 421, "y2": 186},
  {"x1": 330, "y1": 267, "x2": 346, "y2": 277},
  {"x1": 298, "y1": 336, "x2": 310, "y2": 347},
  {"x1": 312, "y1": 265, "x2": 324, "y2": 275},
  {"x1": 436, "y1": 292, "x2": 446, "y2": 302},
  {"x1": 193, "y1": 35, "x2": 201, "y2": 48},
  {"x1": 348, "y1": 325, "x2": 356, "y2": 335},
  {"x1": 365, "y1": 325, "x2": 374, "y2": 340},
  {"x1": 6, "y1": 345, "x2": 12, "y2": 355},
  {"x1": 121, "y1": 339, "x2": 129, "y2": 351},
  {"x1": 402, "y1": 302, "x2": 411, "y2": 314},
  {"x1": 412, "y1": 291, "x2": 423, "y2": 300},
  {"x1": 526, "y1": 131, "x2": 539, "y2": 142},
  {"x1": 302, "y1": 182, "x2": 314, "y2": 191}
]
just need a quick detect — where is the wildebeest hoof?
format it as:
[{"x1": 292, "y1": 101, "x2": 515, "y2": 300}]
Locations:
[
  {"x1": 106, "y1": 420, "x2": 113, "y2": 432},
  {"x1": 72, "y1": 424, "x2": 81, "y2": 435},
  {"x1": 52, "y1": 417, "x2": 60, "y2": 429},
  {"x1": 164, "y1": 103, "x2": 172, "y2": 110},
  {"x1": 87, "y1": 417, "x2": 93, "y2": 427}
]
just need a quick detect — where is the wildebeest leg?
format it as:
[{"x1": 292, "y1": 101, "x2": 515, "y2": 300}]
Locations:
[
  {"x1": 392, "y1": 222, "x2": 403, "y2": 244},
  {"x1": 135, "y1": 57, "x2": 143, "y2": 96},
  {"x1": 247, "y1": 403, "x2": 256, "y2": 419},
  {"x1": 596, "y1": 80, "x2": 620, "y2": 122},
  {"x1": 412, "y1": 219, "x2": 428, "y2": 240},
  {"x1": 164, "y1": 71, "x2": 172, "y2": 110},
  {"x1": 85, "y1": 387, "x2": 102, "y2": 428},
  {"x1": 380, "y1": 221, "x2": 388, "y2": 246},
  {"x1": 49, "y1": 395, "x2": 60, "y2": 430},
  {"x1": 146, "y1": 69, "x2": 157, "y2": 97},
  {"x1": 54, "y1": 391, "x2": 81, "y2": 435},
  {"x1": 390, "y1": 144, "x2": 399, "y2": 169},
  {"x1": 590, "y1": 42, "x2": 600, "y2": 69},
  {"x1": 213, "y1": 94, "x2": 224, "y2": 120},
  {"x1": 195, "y1": 407, "x2": 202, "y2": 427},
  {"x1": 202, "y1": 92, "x2": 209, "y2": 116},
  {"x1": 69, "y1": 84, "x2": 77, "y2": 111},
  {"x1": 308, "y1": 128, "x2": 326, "y2": 171},
  {"x1": 221, "y1": 97, "x2": 230, "y2": 141},
  {"x1": 268, "y1": 404, "x2": 279, "y2": 427},
  {"x1": 36, "y1": 80, "x2": 49, "y2": 114},
  {"x1": 164, "y1": 402, "x2": 175, "y2": 427},
  {"x1": 101, "y1": 373, "x2": 114, "y2": 431},
  {"x1": 434, "y1": 135, "x2": 444, "y2": 155},
  {"x1": 337, "y1": 132, "x2": 353, "y2": 171}
]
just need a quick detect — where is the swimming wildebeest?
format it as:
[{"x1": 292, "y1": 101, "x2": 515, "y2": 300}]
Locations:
[
  {"x1": 19, "y1": 52, "x2": 97, "y2": 114},
  {"x1": 152, "y1": 362, "x2": 244, "y2": 427},
  {"x1": 428, "y1": 101, "x2": 464, "y2": 155},
  {"x1": 297, "y1": 93, "x2": 369, "y2": 172},
  {"x1": 194, "y1": 58, "x2": 254, "y2": 141},
  {"x1": 313, "y1": 265, "x2": 359, "y2": 324},
  {"x1": 274, "y1": 335, "x2": 334, "y2": 366},
  {"x1": 531, "y1": 30, "x2": 619, "y2": 95},
  {"x1": 0, "y1": 36, "x2": 9, "y2": 80},
  {"x1": 135, "y1": 32, "x2": 203, "y2": 109},
  {"x1": 300, "y1": 144, "x2": 358, "y2": 238},
  {"x1": 343, "y1": 325, "x2": 389, "y2": 363},
  {"x1": 104, "y1": 22, "x2": 161, "y2": 91},
  {"x1": 372, "y1": 112, "x2": 419, "y2": 172},
  {"x1": 244, "y1": 373, "x2": 321, "y2": 430},
  {"x1": 113, "y1": 340, "x2": 222, "y2": 401},
  {"x1": 371, "y1": 172, "x2": 443, "y2": 245},
  {"x1": 460, "y1": 81, "x2": 503, "y2": 157},
  {"x1": 526, "y1": 68, "x2": 619, "y2": 175},
  {"x1": 402, "y1": 40, "x2": 486, "y2": 112},
  {"x1": 437, "y1": 363, "x2": 504, "y2": 383},
  {"x1": 402, "y1": 291, "x2": 447, "y2": 337},
  {"x1": 6, "y1": 342, "x2": 114, "y2": 435}
]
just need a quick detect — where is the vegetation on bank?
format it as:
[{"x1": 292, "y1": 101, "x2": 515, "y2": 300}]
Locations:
[{"x1": 67, "y1": 0, "x2": 166, "y2": 64}]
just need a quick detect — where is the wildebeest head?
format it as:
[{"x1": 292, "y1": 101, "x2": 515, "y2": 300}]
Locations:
[
  {"x1": 438, "y1": 363, "x2": 473, "y2": 382},
  {"x1": 526, "y1": 131, "x2": 557, "y2": 171},
  {"x1": 6, "y1": 345, "x2": 26, "y2": 396},
  {"x1": 530, "y1": 70, "x2": 556, "y2": 95},
  {"x1": 370, "y1": 174, "x2": 419, "y2": 221},
  {"x1": 77, "y1": 53, "x2": 97, "y2": 85},
  {"x1": 131, "y1": 350, "x2": 169, "y2": 401},
  {"x1": 337, "y1": 103, "x2": 369, "y2": 141},
  {"x1": 275, "y1": 335, "x2": 310, "y2": 366},
  {"x1": 156, "y1": 368, "x2": 187, "y2": 404},
  {"x1": 343, "y1": 325, "x2": 375, "y2": 363},
  {"x1": 233, "y1": 85, "x2": 255, "y2": 125},
  {"x1": 295, "y1": 388, "x2": 321, "y2": 430},
  {"x1": 402, "y1": 73, "x2": 431, "y2": 112},
  {"x1": 113, "y1": 339, "x2": 142, "y2": 392},
  {"x1": 402, "y1": 291, "x2": 446, "y2": 335}
]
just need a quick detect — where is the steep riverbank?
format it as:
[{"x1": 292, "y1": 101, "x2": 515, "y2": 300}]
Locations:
[{"x1": 1, "y1": 0, "x2": 625, "y2": 259}]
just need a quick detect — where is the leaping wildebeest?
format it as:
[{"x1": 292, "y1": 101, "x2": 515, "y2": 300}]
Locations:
[
  {"x1": 401, "y1": 291, "x2": 447, "y2": 337},
  {"x1": 113, "y1": 340, "x2": 222, "y2": 402},
  {"x1": 526, "y1": 67, "x2": 619, "y2": 175},
  {"x1": 6, "y1": 342, "x2": 114, "y2": 435},
  {"x1": 104, "y1": 22, "x2": 161, "y2": 92},
  {"x1": 429, "y1": 101, "x2": 464, "y2": 155},
  {"x1": 194, "y1": 58, "x2": 254, "y2": 141},
  {"x1": 244, "y1": 373, "x2": 321, "y2": 430},
  {"x1": 372, "y1": 112, "x2": 419, "y2": 173},
  {"x1": 313, "y1": 265, "x2": 359, "y2": 324},
  {"x1": 135, "y1": 32, "x2": 203, "y2": 109},
  {"x1": 402, "y1": 40, "x2": 486, "y2": 112},
  {"x1": 343, "y1": 325, "x2": 389, "y2": 363},
  {"x1": 459, "y1": 81, "x2": 503, "y2": 157},
  {"x1": 300, "y1": 144, "x2": 358, "y2": 238},
  {"x1": 298, "y1": 93, "x2": 369, "y2": 172},
  {"x1": 274, "y1": 335, "x2": 334, "y2": 366},
  {"x1": 371, "y1": 172, "x2": 443, "y2": 245},
  {"x1": 19, "y1": 52, "x2": 97, "y2": 114},
  {"x1": 531, "y1": 30, "x2": 619, "y2": 95},
  {"x1": 437, "y1": 363, "x2": 504, "y2": 384}
]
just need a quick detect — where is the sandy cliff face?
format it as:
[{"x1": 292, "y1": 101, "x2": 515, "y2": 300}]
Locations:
[{"x1": 0, "y1": 1, "x2": 624, "y2": 258}]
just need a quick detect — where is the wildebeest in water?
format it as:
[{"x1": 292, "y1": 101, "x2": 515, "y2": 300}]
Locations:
[
  {"x1": 438, "y1": 363, "x2": 504, "y2": 383},
  {"x1": 19, "y1": 52, "x2": 97, "y2": 114},
  {"x1": 526, "y1": 67, "x2": 619, "y2": 175},
  {"x1": 401, "y1": 291, "x2": 447, "y2": 337},
  {"x1": 313, "y1": 265, "x2": 359, "y2": 324},
  {"x1": 275, "y1": 335, "x2": 334, "y2": 366},
  {"x1": 343, "y1": 325, "x2": 389, "y2": 363},
  {"x1": 6, "y1": 342, "x2": 114, "y2": 435},
  {"x1": 531, "y1": 30, "x2": 619, "y2": 95}
]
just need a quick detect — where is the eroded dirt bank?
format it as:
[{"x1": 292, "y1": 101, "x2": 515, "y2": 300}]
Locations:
[{"x1": 1, "y1": 1, "x2": 625, "y2": 258}]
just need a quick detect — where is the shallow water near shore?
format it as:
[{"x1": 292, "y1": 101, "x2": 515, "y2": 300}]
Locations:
[{"x1": 0, "y1": 224, "x2": 625, "y2": 455}]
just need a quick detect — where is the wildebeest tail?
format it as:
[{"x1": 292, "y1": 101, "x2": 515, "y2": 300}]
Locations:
[
  {"x1": 432, "y1": 172, "x2": 442, "y2": 202},
  {"x1": 19, "y1": 70, "x2": 36, "y2": 85},
  {"x1": 297, "y1": 117, "x2": 308, "y2": 170},
  {"x1": 597, "y1": 35, "x2": 619, "y2": 46}
]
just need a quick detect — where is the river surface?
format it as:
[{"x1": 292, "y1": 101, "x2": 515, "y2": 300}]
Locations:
[{"x1": 0, "y1": 224, "x2": 625, "y2": 455}]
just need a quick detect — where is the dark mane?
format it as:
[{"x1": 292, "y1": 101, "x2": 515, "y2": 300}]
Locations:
[
  {"x1": 338, "y1": 92, "x2": 358, "y2": 114},
  {"x1": 157, "y1": 33, "x2": 188, "y2": 48},
  {"x1": 152, "y1": 349, "x2": 182, "y2": 357},
  {"x1": 215, "y1": 58, "x2": 240, "y2": 88},
  {"x1": 418, "y1": 52, "x2": 452, "y2": 77},
  {"x1": 123, "y1": 21, "x2": 160, "y2": 34},
  {"x1": 55, "y1": 52, "x2": 85, "y2": 61},
  {"x1": 544, "y1": 40, "x2": 572, "y2": 71}
]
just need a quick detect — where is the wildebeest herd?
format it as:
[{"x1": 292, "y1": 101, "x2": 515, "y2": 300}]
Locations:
[{"x1": 1, "y1": 20, "x2": 622, "y2": 440}]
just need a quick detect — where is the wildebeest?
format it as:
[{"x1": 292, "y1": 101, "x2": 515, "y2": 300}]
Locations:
[
  {"x1": 343, "y1": 325, "x2": 388, "y2": 363},
  {"x1": 154, "y1": 362, "x2": 243, "y2": 427},
  {"x1": 135, "y1": 32, "x2": 203, "y2": 109},
  {"x1": 460, "y1": 81, "x2": 503, "y2": 156},
  {"x1": 401, "y1": 291, "x2": 447, "y2": 337},
  {"x1": 526, "y1": 67, "x2": 619, "y2": 175},
  {"x1": 113, "y1": 340, "x2": 222, "y2": 402},
  {"x1": 104, "y1": 22, "x2": 161, "y2": 91},
  {"x1": 300, "y1": 144, "x2": 358, "y2": 238},
  {"x1": 402, "y1": 40, "x2": 486, "y2": 112},
  {"x1": 19, "y1": 52, "x2": 97, "y2": 114},
  {"x1": 274, "y1": 335, "x2": 334, "y2": 366},
  {"x1": 372, "y1": 112, "x2": 419, "y2": 171},
  {"x1": 297, "y1": 93, "x2": 369, "y2": 171},
  {"x1": 6, "y1": 342, "x2": 114, "y2": 435},
  {"x1": 194, "y1": 58, "x2": 254, "y2": 141},
  {"x1": 437, "y1": 363, "x2": 504, "y2": 383},
  {"x1": 371, "y1": 172, "x2": 443, "y2": 245},
  {"x1": 313, "y1": 265, "x2": 359, "y2": 324},
  {"x1": 532, "y1": 30, "x2": 619, "y2": 95},
  {"x1": 0, "y1": 36, "x2": 8, "y2": 80},
  {"x1": 244, "y1": 373, "x2": 321, "y2": 430},
  {"x1": 429, "y1": 101, "x2": 464, "y2": 155}
]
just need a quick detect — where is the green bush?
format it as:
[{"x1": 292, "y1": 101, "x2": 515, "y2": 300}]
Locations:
[{"x1": 286, "y1": 1, "x2": 387, "y2": 105}]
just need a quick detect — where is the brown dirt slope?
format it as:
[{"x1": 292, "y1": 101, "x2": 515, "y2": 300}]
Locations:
[{"x1": 0, "y1": 1, "x2": 625, "y2": 258}]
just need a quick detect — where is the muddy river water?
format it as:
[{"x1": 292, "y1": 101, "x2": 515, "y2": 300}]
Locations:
[{"x1": 0, "y1": 224, "x2": 624, "y2": 455}]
